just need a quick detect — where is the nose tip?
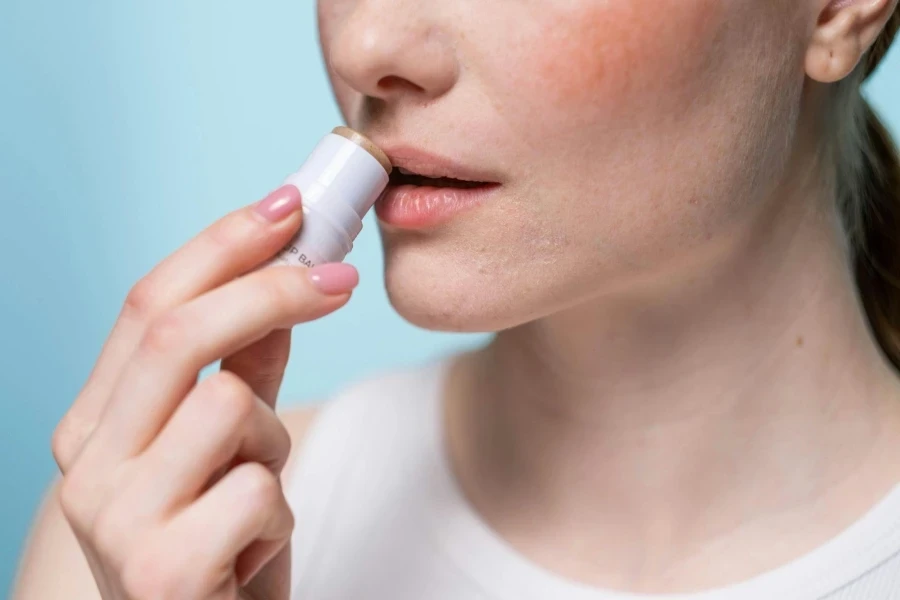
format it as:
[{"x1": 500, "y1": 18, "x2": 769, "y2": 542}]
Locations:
[{"x1": 329, "y1": 14, "x2": 458, "y2": 102}]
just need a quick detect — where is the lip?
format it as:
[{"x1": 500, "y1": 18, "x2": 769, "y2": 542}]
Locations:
[
  {"x1": 374, "y1": 144, "x2": 502, "y2": 229},
  {"x1": 382, "y1": 146, "x2": 502, "y2": 183},
  {"x1": 375, "y1": 183, "x2": 500, "y2": 229}
]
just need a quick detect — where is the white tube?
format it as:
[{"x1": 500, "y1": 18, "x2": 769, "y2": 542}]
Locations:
[{"x1": 265, "y1": 127, "x2": 391, "y2": 268}]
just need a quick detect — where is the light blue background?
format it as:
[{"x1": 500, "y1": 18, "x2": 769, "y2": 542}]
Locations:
[{"x1": 1, "y1": 1, "x2": 898, "y2": 595}]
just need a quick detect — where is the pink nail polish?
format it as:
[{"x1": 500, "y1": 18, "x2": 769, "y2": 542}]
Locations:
[
  {"x1": 253, "y1": 185, "x2": 302, "y2": 222},
  {"x1": 307, "y1": 263, "x2": 359, "y2": 295}
]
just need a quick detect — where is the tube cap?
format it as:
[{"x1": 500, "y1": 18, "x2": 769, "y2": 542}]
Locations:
[
  {"x1": 332, "y1": 126, "x2": 392, "y2": 175},
  {"x1": 282, "y1": 127, "x2": 392, "y2": 241}
]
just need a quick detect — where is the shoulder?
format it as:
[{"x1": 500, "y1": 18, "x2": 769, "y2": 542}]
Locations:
[
  {"x1": 278, "y1": 357, "x2": 453, "y2": 488},
  {"x1": 278, "y1": 359, "x2": 454, "y2": 580}
]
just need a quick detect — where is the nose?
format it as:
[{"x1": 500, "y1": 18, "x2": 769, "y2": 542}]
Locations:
[{"x1": 328, "y1": 2, "x2": 458, "y2": 101}]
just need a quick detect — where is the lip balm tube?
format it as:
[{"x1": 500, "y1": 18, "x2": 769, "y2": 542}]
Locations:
[{"x1": 265, "y1": 126, "x2": 392, "y2": 268}]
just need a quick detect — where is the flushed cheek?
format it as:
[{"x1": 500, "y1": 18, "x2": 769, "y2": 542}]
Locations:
[{"x1": 513, "y1": 0, "x2": 727, "y2": 117}]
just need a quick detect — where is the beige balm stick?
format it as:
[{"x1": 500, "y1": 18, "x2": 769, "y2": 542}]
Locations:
[{"x1": 266, "y1": 127, "x2": 392, "y2": 268}]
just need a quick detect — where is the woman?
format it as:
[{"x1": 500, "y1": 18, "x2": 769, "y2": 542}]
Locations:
[{"x1": 13, "y1": 0, "x2": 900, "y2": 598}]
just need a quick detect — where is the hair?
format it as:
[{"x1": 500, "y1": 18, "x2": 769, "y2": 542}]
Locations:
[{"x1": 831, "y1": 7, "x2": 900, "y2": 369}]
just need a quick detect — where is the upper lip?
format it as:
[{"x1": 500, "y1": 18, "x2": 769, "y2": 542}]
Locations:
[{"x1": 380, "y1": 145, "x2": 501, "y2": 184}]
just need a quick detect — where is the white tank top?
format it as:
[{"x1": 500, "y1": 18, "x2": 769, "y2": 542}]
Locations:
[{"x1": 285, "y1": 359, "x2": 900, "y2": 599}]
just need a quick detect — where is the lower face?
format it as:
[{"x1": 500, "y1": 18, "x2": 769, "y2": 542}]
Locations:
[{"x1": 318, "y1": 0, "x2": 809, "y2": 332}]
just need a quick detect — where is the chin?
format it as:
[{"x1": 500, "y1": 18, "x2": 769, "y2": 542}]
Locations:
[
  {"x1": 379, "y1": 225, "x2": 612, "y2": 333},
  {"x1": 382, "y1": 257, "x2": 507, "y2": 333},
  {"x1": 380, "y1": 235, "x2": 536, "y2": 333}
]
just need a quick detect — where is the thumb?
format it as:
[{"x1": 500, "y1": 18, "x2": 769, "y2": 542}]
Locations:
[
  {"x1": 221, "y1": 328, "x2": 292, "y2": 408},
  {"x1": 240, "y1": 545, "x2": 292, "y2": 600}
]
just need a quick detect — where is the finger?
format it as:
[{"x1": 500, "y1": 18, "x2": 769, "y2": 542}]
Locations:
[
  {"x1": 240, "y1": 545, "x2": 292, "y2": 599},
  {"x1": 207, "y1": 339, "x2": 292, "y2": 492},
  {"x1": 54, "y1": 186, "x2": 303, "y2": 471},
  {"x1": 86, "y1": 263, "x2": 355, "y2": 464},
  {"x1": 61, "y1": 372, "x2": 290, "y2": 555},
  {"x1": 123, "y1": 371, "x2": 291, "y2": 519},
  {"x1": 151, "y1": 463, "x2": 293, "y2": 599},
  {"x1": 236, "y1": 539, "x2": 285, "y2": 589},
  {"x1": 220, "y1": 328, "x2": 292, "y2": 408},
  {"x1": 207, "y1": 581, "x2": 239, "y2": 600}
]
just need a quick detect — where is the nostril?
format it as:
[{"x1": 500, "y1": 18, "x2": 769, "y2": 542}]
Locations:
[{"x1": 377, "y1": 75, "x2": 425, "y2": 94}]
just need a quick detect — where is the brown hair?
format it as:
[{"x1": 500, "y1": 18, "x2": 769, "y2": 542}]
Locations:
[{"x1": 832, "y1": 7, "x2": 900, "y2": 369}]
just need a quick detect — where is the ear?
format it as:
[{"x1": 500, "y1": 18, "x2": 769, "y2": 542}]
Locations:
[{"x1": 806, "y1": 0, "x2": 899, "y2": 82}]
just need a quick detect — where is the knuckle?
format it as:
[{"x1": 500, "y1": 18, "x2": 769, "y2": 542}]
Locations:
[
  {"x1": 204, "y1": 371, "x2": 255, "y2": 422},
  {"x1": 260, "y1": 270, "x2": 306, "y2": 316},
  {"x1": 273, "y1": 421, "x2": 293, "y2": 469},
  {"x1": 122, "y1": 278, "x2": 160, "y2": 321},
  {"x1": 239, "y1": 354, "x2": 288, "y2": 391},
  {"x1": 205, "y1": 212, "x2": 254, "y2": 251},
  {"x1": 90, "y1": 502, "x2": 133, "y2": 561},
  {"x1": 239, "y1": 462, "x2": 281, "y2": 506},
  {"x1": 58, "y1": 472, "x2": 96, "y2": 534},
  {"x1": 139, "y1": 311, "x2": 188, "y2": 355},
  {"x1": 50, "y1": 428, "x2": 69, "y2": 471},
  {"x1": 230, "y1": 335, "x2": 291, "y2": 382},
  {"x1": 257, "y1": 344, "x2": 291, "y2": 373},
  {"x1": 51, "y1": 413, "x2": 88, "y2": 472},
  {"x1": 121, "y1": 547, "x2": 173, "y2": 600}
]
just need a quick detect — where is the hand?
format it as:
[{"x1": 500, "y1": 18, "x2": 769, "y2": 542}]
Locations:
[{"x1": 51, "y1": 185, "x2": 357, "y2": 599}]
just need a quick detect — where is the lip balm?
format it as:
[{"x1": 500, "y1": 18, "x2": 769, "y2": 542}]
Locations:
[{"x1": 266, "y1": 127, "x2": 392, "y2": 268}]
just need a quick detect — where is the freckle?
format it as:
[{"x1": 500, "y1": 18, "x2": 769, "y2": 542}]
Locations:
[{"x1": 796, "y1": 336, "x2": 804, "y2": 347}]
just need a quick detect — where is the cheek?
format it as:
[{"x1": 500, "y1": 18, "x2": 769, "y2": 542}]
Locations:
[{"x1": 520, "y1": 0, "x2": 727, "y2": 115}]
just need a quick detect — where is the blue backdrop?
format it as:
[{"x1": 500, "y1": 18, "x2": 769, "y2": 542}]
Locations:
[{"x1": 1, "y1": 1, "x2": 898, "y2": 595}]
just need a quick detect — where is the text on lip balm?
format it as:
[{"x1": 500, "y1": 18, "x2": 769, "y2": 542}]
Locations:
[{"x1": 278, "y1": 244, "x2": 316, "y2": 268}]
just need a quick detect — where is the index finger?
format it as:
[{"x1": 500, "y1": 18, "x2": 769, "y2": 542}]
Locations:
[
  {"x1": 88, "y1": 263, "x2": 354, "y2": 463},
  {"x1": 53, "y1": 186, "x2": 302, "y2": 471}
]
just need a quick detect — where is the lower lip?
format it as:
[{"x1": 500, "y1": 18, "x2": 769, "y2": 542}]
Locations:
[{"x1": 374, "y1": 183, "x2": 499, "y2": 229}]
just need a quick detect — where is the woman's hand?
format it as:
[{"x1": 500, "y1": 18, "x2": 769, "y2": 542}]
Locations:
[{"x1": 51, "y1": 185, "x2": 356, "y2": 600}]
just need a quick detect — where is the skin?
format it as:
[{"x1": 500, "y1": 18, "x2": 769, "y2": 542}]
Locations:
[
  {"x1": 11, "y1": 0, "x2": 900, "y2": 598},
  {"x1": 322, "y1": 0, "x2": 808, "y2": 331}
]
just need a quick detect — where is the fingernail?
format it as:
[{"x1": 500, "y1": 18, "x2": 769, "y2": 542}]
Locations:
[
  {"x1": 307, "y1": 263, "x2": 359, "y2": 295},
  {"x1": 252, "y1": 185, "x2": 301, "y2": 222}
]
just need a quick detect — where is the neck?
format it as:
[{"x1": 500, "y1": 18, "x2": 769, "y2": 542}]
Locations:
[{"x1": 446, "y1": 160, "x2": 900, "y2": 589}]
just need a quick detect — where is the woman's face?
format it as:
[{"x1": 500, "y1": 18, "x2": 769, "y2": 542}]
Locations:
[{"x1": 317, "y1": 0, "x2": 811, "y2": 332}]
